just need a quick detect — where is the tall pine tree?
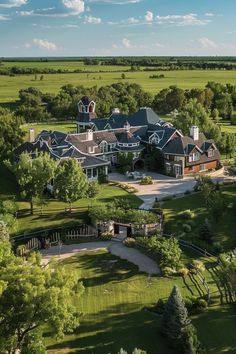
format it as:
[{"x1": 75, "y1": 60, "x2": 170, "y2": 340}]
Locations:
[
  {"x1": 161, "y1": 285, "x2": 190, "y2": 340},
  {"x1": 161, "y1": 285, "x2": 203, "y2": 353}
]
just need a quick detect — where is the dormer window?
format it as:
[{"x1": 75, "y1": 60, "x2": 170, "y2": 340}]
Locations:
[
  {"x1": 189, "y1": 152, "x2": 200, "y2": 162},
  {"x1": 208, "y1": 149, "x2": 214, "y2": 157},
  {"x1": 100, "y1": 141, "x2": 108, "y2": 153},
  {"x1": 150, "y1": 134, "x2": 160, "y2": 145}
]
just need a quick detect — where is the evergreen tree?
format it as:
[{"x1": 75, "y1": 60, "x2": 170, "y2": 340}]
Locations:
[
  {"x1": 199, "y1": 221, "x2": 213, "y2": 244},
  {"x1": 161, "y1": 285, "x2": 190, "y2": 341},
  {"x1": 161, "y1": 286, "x2": 203, "y2": 353}
]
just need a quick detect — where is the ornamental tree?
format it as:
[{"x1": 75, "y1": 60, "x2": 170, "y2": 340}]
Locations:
[
  {"x1": 54, "y1": 158, "x2": 88, "y2": 210},
  {"x1": 0, "y1": 224, "x2": 84, "y2": 354},
  {"x1": 6, "y1": 152, "x2": 57, "y2": 214}
]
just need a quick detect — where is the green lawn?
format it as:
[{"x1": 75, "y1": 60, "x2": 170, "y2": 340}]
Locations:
[
  {"x1": 2, "y1": 69, "x2": 236, "y2": 104},
  {"x1": 14, "y1": 184, "x2": 141, "y2": 235},
  {"x1": 162, "y1": 184, "x2": 236, "y2": 251},
  {"x1": 22, "y1": 121, "x2": 77, "y2": 139},
  {"x1": 0, "y1": 164, "x2": 142, "y2": 235},
  {"x1": 220, "y1": 123, "x2": 236, "y2": 134},
  {"x1": 45, "y1": 250, "x2": 236, "y2": 354}
]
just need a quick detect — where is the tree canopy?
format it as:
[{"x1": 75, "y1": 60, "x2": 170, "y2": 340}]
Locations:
[
  {"x1": 5, "y1": 152, "x2": 57, "y2": 214},
  {"x1": 0, "y1": 222, "x2": 84, "y2": 353},
  {"x1": 0, "y1": 107, "x2": 25, "y2": 159}
]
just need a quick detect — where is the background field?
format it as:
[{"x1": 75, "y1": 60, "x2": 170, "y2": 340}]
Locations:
[{"x1": 2, "y1": 67, "x2": 236, "y2": 104}]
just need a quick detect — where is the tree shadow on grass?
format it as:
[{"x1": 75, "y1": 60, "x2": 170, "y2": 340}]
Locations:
[
  {"x1": 46, "y1": 303, "x2": 172, "y2": 354},
  {"x1": 65, "y1": 251, "x2": 140, "y2": 288}
]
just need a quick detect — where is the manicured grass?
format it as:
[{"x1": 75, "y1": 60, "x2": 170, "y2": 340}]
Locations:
[
  {"x1": 162, "y1": 183, "x2": 236, "y2": 251},
  {"x1": 15, "y1": 185, "x2": 141, "y2": 235},
  {"x1": 22, "y1": 121, "x2": 77, "y2": 139},
  {"x1": 45, "y1": 250, "x2": 236, "y2": 354},
  {"x1": 2, "y1": 69, "x2": 236, "y2": 104}
]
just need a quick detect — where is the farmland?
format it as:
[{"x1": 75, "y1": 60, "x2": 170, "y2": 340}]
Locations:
[{"x1": 2, "y1": 63, "x2": 236, "y2": 104}]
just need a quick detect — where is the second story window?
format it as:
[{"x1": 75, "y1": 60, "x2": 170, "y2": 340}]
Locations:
[
  {"x1": 208, "y1": 149, "x2": 214, "y2": 157},
  {"x1": 189, "y1": 152, "x2": 200, "y2": 162}
]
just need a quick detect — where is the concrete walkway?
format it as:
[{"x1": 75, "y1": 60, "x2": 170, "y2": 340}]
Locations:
[{"x1": 41, "y1": 241, "x2": 160, "y2": 275}]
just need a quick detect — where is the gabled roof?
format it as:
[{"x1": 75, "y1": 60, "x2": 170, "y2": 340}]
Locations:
[
  {"x1": 116, "y1": 131, "x2": 140, "y2": 145},
  {"x1": 129, "y1": 107, "x2": 162, "y2": 126}
]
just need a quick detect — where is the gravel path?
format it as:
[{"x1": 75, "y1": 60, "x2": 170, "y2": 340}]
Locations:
[{"x1": 41, "y1": 240, "x2": 160, "y2": 275}]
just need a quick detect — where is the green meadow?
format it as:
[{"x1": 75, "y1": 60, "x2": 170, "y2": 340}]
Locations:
[{"x1": 2, "y1": 67, "x2": 236, "y2": 104}]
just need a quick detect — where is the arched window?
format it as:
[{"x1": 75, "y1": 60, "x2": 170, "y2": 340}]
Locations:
[{"x1": 150, "y1": 134, "x2": 160, "y2": 145}]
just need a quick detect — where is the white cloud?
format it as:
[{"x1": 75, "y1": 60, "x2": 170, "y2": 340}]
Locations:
[
  {"x1": 19, "y1": 10, "x2": 33, "y2": 16},
  {"x1": 62, "y1": 0, "x2": 85, "y2": 15},
  {"x1": 0, "y1": 13, "x2": 9, "y2": 20},
  {"x1": 122, "y1": 37, "x2": 133, "y2": 48},
  {"x1": 63, "y1": 23, "x2": 79, "y2": 28},
  {"x1": 84, "y1": 15, "x2": 101, "y2": 24},
  {"x1": 88, "y1": 0, "x2": 142, "y2": 4},
  {"x1": 33, "y1": 38, "x2": 58, "y2": 51},
  {"x1": 156, "y1": 13, "x2": 210, "y2": 26},
  {"x1": 199, "y1": 37, "x2": 217, "y2": 48},
  {"x1": 0, "y1": 0, "x2": 27, "y2": 8},
  {"x1": 205, "y1": 13, "x2": 214, "y2": 17},
  {"x1": 127, "y1": 17, "x2": 139, "y2": 24},
  {"x1": 144, "y1": 11, "x2": 153, "y2": 23}
]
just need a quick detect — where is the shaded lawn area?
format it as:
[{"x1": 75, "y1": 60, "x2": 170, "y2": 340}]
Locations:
[
  {"x1": 162, "y1": 183, "x2": 236, "y2": 251},
  {"x1": 14, "y1": 185, "x2": 141, "y2": 235},
  {"x1": 0, "y1": 162, "x2": 142, "y2": 235},
  {"x1": 45, "y1": 250, "x2": 236, "y2": 354}
]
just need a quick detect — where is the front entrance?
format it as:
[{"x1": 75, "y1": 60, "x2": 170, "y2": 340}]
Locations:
[{"x1": 113, "y1": 224, "x2": 131, "y2": 240}]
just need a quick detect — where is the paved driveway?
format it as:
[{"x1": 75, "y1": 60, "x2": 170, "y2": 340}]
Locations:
[
  {"x1": 41, "y1": 241, "x2": 160, "y2": 275},
  {"x1": 109, "y1": 172, "x2": 196, "y2": 209},
  {"x1": 109, "y1": 170, "x2": 235, "y2": 209}
]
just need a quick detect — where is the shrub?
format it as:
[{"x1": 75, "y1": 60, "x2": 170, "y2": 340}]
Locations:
[
  {"x1": 191, "y1": 260, "x2": 205, "y2": 273},
  {"x1": 182, "y1": 224, "x2": 192, "y2": 233},
  {"x1": 178, "y1": 267, "x2": 189, "y2": 276},
  {"x1": 140, "y1": 176, "x2": 153, "y2": 185},
  {"x1": 123, "y1": 237, "x2": 136, "y2": 247},
  {"x1": 162, "y1": 266, "x2": 177, "y2": 277},
  {"x1": 99, "y1": 232, "x2": 113, "y2": 241},
  {"x1": 184, "y1": 190, "x2": 191, "y2": 195},
  {"x1": 180, "y1": 209, "x2": 195, "y2": 220},
  {"x1": 212, "y1": 242, "x2": 224, "y2": 254}
]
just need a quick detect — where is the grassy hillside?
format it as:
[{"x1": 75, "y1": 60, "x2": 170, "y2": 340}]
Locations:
[{"x1": 45, "y1": 250, "x2": 236, "y2": 354}]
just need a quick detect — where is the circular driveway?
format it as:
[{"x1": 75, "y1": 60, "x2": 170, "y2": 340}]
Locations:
[{"x1": 41, "y1": 240, "x2": 160, "y2": 275}]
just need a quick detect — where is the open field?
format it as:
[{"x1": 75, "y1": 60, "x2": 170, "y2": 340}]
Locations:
[
  {"x1": 162, "y1": 183, "x2": 236, "y2": 251},
  {"x1": 45, "y1": 249, "x2": 236, "y2": 354},
  {"x1": 2, "y1": 69, "x2": 236, "y2": 104}
]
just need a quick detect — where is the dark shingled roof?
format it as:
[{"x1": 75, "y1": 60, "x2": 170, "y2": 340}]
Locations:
[
  {"x1": 129, "y1": 107, "x2": 162, "y2": 126},
  {"x1": 116, "y1": 131, "x2": 140, "y2": 145},
  {"x1": 163, "y1": 132, "x2": 220, "y2": 166},
  {"x1": 80, "y1": 96, "x2": 91, "y2": 106}
]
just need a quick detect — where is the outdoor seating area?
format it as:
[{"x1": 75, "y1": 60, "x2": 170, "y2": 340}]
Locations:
[{"x1": 125, "y1": 171, "x2": 146, "y2": 180}]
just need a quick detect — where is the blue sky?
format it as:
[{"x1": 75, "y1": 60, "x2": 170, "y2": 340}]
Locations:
[{"x1": 0, "y1": 0, "x2": 235, "y2": 56}]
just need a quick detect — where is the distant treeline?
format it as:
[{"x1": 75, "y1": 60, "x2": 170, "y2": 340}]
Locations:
[
  {"x1": 101, "y1": 58, "x2": 236, "y2": 70},
  {"x1": 1, "y1": 57, "x2": 236, "y2": 75}
]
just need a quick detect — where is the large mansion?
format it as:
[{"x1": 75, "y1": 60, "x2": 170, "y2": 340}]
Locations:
[{"x1": 15, "y1": 96, "x2": 221, "y2": 180}]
